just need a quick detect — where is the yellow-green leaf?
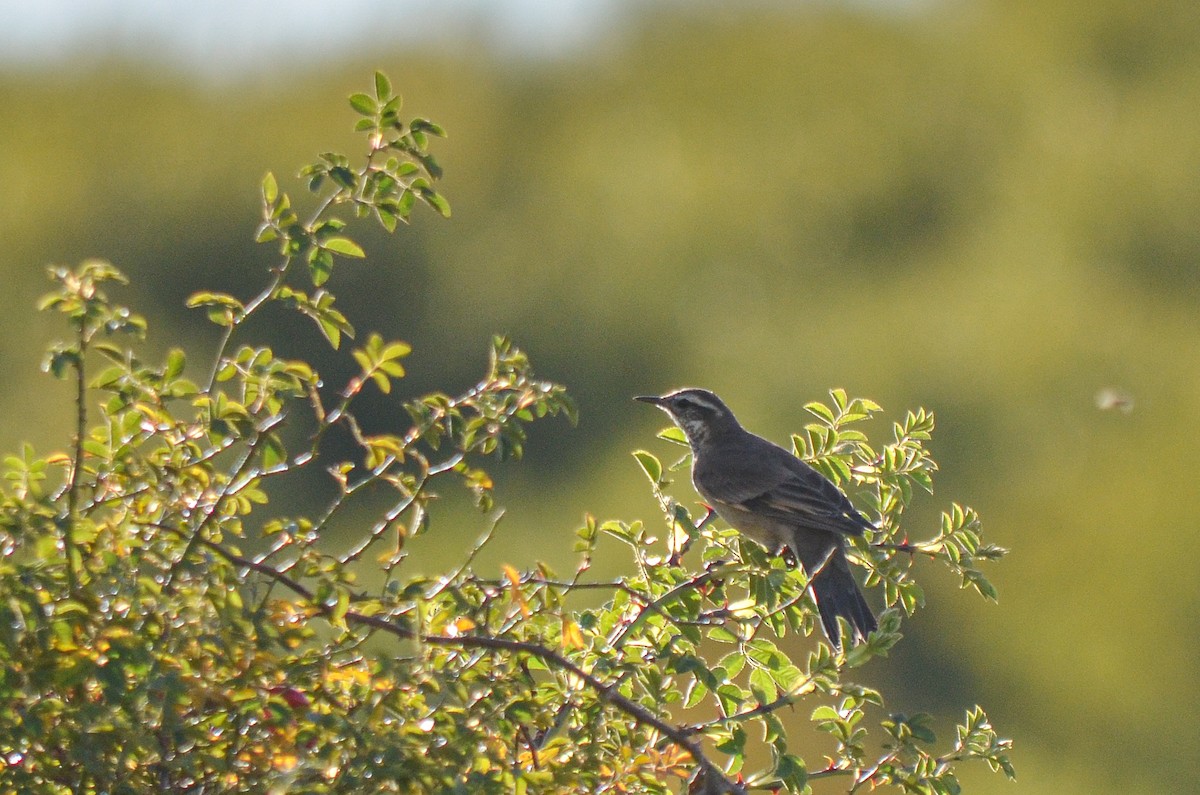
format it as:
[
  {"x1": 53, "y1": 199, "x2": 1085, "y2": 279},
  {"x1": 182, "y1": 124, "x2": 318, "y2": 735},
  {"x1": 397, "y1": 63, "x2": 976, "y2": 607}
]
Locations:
[
  {"x1": 632, "y1": 450, "x2": 662, "y2": 484},
  {"x1": 325, "y1": 237, "x2": 365, "y2": 258}
]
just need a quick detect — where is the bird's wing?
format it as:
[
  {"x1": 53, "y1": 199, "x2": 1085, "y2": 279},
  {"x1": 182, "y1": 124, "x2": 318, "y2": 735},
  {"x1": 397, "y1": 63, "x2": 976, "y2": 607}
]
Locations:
[{"x1": 705, "y1": 442, "x2": 873, "y2": 538}]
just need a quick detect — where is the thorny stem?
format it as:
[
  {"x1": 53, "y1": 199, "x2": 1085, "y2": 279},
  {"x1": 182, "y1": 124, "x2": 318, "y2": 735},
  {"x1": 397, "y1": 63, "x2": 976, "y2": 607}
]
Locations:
[
  {"x1": 849, "y1": 750, "x2": 900, "y2": 793},
  {"x1": 428, "y1": 510, "x2": 506, "y2": 599},
  {"x1": 873, "y1": 540, "x2": 938, "y2": 557},
  {"x1": 176, "y1": 530, "x2": 746, "y2": 794},
  {"x1": 203, "y1": 260, "x2": 287, "y2": 394},
  {"x1": 608, "y1": 564, "x2": 746, "y2": 649},
  {"x1": 334, "y1": 451, "x2": 463, "y2": 568},
  {"x1": 162, "y1": 417, "x2": 281, "y2": 593},
  {"x1": 807, "y1": 763, "x2": 855, "y2": 781},
  {"x1": 203, "y1": 153, "x2": 363, "y2": 395},
  {"x1": 63, "y1": 318, "x2": 87, "y2": 593},
  {"x1": 283, "y1": 374, "x2": 508, "y2": 572},
  {"x1": 259, "y1": 373, "x2": 493, "y2": 575}
]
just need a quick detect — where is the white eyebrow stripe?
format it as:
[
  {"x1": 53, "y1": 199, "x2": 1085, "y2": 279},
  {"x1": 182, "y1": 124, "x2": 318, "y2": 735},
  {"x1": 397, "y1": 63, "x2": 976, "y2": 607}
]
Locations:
[{"x1": 669, "y1": 391, "x2": 720, "y2": 412}]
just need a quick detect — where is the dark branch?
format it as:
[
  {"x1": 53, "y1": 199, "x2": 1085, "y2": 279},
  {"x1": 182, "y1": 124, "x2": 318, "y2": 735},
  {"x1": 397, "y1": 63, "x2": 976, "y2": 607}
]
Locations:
[{"x1": 177, "y1": 531, "x2": 746, "y2": 795}]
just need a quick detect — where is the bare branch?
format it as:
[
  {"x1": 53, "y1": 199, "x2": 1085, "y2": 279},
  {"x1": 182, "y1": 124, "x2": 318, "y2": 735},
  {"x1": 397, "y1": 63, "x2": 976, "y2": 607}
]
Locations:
[{"x1": 179, "y1": 530, "x2": 746, "y2": 795}]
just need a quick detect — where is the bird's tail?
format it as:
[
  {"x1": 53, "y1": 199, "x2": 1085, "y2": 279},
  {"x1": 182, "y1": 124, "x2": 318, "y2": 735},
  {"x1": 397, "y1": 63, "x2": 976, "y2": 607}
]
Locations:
[{"x1": 803, "y1": 544, "x2": 877, "y2": 648}]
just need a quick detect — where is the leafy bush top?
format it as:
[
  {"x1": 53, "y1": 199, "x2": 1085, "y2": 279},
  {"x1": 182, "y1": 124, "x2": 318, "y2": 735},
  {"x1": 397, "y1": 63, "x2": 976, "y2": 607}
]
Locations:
[{"x1": 0, "y1": 72, "x2": 1011, "y2": 794}]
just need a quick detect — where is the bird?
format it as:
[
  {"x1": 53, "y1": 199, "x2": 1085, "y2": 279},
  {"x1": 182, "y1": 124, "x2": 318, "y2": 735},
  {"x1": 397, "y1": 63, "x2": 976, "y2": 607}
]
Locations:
[{"x1": 636, "y1": 388, "x2": 877, "y2": 647}]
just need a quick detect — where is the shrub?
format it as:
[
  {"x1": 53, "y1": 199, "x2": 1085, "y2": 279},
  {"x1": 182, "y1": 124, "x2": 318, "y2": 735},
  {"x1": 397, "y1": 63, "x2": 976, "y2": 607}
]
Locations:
[{"x1": 0, "y1": 72, "x2": 1011, "y2": 794}]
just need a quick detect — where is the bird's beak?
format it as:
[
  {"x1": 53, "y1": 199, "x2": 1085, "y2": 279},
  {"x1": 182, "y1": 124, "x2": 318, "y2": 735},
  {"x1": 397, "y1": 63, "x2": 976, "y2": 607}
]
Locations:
[{"x1": 634, "y1": 395, "x2": 667, "y2": 406}]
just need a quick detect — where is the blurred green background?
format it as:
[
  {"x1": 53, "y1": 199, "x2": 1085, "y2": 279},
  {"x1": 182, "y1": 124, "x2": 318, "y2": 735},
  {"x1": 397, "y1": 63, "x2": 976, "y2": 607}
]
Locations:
[{"x1": 3, "y1": 1, "x2": 1199, "y2": 792}]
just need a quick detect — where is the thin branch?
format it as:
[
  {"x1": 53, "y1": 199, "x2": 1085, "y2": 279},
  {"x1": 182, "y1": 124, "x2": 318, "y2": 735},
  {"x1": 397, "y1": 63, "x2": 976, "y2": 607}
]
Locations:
[
  {"x1": 162, "y1": 416, "x2": 281, "y2": 593},
  {"x1": 608, "y1": 564, "x2": 744, "y2": 649},
  {"x1": 873, "y1": 540, "x2": 938, "y2": 558},
  {"x1": 393, "y1": 622, "x2": 746, "y2": 793},
  {"x1": 203, "y1": 160, "x2": 352, "y2": 395},
  {"x1": 806, "y1": 763, "x2": 855, "y2": 781},
  {"x1": 849, "y1": 750, "x2": 899, "y2": 793},
  {"x1": 63, "y1": 320, "x2": 88, "y2": 593},
  {"x1": 427, "y1": 510, "x2": 506, "y2": 598},
  {"x1": 334, "y1": 451, "x2": 462, "y2": 568},
  {"x1": 202, "y1": 261, "x2": 286, "y2": 394},
  {"x1": 689, "y1": 674, "x2": 817, "y2": 733},
  {"x1": 174, "y1": 530, "x2": 745, "y2": 795},
  {"x1": 465, "y1": 575, "x2": 680, "y2": 630}
]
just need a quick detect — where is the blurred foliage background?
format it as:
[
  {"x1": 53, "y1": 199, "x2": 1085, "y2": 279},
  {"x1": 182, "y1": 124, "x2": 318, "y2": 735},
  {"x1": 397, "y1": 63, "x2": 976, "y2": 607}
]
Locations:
[{"x1": 2, "y1": 1, "x2": 1198, "y2": 792}]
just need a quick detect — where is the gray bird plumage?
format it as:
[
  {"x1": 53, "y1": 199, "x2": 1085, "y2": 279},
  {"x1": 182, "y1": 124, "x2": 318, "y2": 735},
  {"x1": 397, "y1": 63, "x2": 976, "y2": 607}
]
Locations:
[{"x1": 636, "y1": 388, "x2": 877, "y2": 647}]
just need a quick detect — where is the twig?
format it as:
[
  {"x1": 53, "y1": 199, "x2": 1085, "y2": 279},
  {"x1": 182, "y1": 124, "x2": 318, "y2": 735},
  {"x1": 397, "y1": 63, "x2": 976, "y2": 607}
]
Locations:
[
  {"x1": 170, "y1": 530, "x2": 746, "y2": 795},
  {"x1": 428, "y1": 510, "x2": 506, "y2": 599},
  {"x1": 807, "y1": 763, "x2": 854, "y2": 781},
  {"x1": 204, "y1": 177, "x2": 348, "y2": 395},
  {"x1": 608, "y1": 564, "x2": 744, "y2": 649},
  {"x1": 688, "y1": 673, "x2": 816, "y2": 732},
  {"x1": 63, "y1": 318, "x2": 88, "y2": 593},
  {"x1": 162, "y1": 416, "x2": 281, "y2": 593},
  {"x1": 873, "y1": 540, "x2": 938, "y2": 558},
  {"x1": 849, "y1": 750, "x2": 899, "y2": 793}
]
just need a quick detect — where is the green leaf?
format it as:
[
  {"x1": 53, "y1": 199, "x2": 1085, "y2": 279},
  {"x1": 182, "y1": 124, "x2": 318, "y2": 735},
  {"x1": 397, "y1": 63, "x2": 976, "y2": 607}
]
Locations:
[
  {"x1": 186, "y1": 291, "x2": 245, "y2": 313},
  {"x1": 805, "y1": 400, "x2": 836, "y2": 424},
  {"x1": 716, "y1": 651, "x2": 746, "y2": 680},
  {"x1": 715, "y1": 683, "x2": 747, "y2": 716},
  {"x1": 632, "y1": 450, "x2": 662, "y2": 485},
  {"x1": 164, "y1": 348, "x2": 185, "y2": 380},
  {"x1": 748, "y1": 666, "x2": 775, "y2": 703},
  {"x1": 374, "y1": 71, "x2": 391, "y2": 101},
  {"x1": 330, "y1": 588, "x2": 350, "y2": 630},
  {"x1": 254, "y1": 223, "x2": 278, "y2": 244},
  {"x1": 325, "y1": 237, "x2": 365, "y2": 258},
  {"x1": 382, "y1": 341, "x2": 412, "y2": 359},
  {"x1": 684, "y1": 678, "x2": 708, "y2": 709},
  {"x1": 349, "y1": 92, "x2": 377, "y2": 116},
  {"x1": 422, "y1": 190, "x2": 451, "y2": 218},
  {"x1": 397, "y1": 189, "x2": 416, "y2": 217},
  {"x1": 89, "y1": 365, "x2": 125, "y2": 389},
  {"x1": 410, "y1": 117, "x2": 447, "y2": 137},
  {"x1": 308, "y1": 249, "x2": 334, "y2": 286},
  {"x1": 43, "y1": 349, "x2": 76, "y2": 379},
  {"x1": 371, "y1": 371, "x2": 392, "y2": 394},
  {"x1": 657, "y1": 426, "x2": 688, "y2": 446},
  {"x1": 379, "y1": 361, "x2": 406, "y2": 377},
  {"x1": 419, "y1": 153, "x2": 444, "y2": 179},
  {"x1": 376, "y1": 206, "x2": 399, "y2": 232},
  {"x1": 261, "y1": 433, "x2": 287, "y2": 471},
  {"x1": 352, "y1": 349, "x2": 372, "y2": 373},
  {"x1": 775, "y1": 753, "x2": 807, "y2": 791},
  {"x1": 317, "y1": 317, "x2": 343, "y2": 349},
  {"x1": 329, "y1": 166, "x2": 356, "y2": 190},
  {"x1": 707, "y1": 626, "x2": 739, "y2": 644},
  {"x1": 261, "y1": 171, "x2": 278, "y2": 206},
  {"x1": 811, "y1": 705, "x2": 839, "y2": 722},
  {"x1": 81, "y1": 439, "x2": 110, "y2": 459},
  {"x1": 206, "y1": 308, "x2": 234, "y2": 326}
]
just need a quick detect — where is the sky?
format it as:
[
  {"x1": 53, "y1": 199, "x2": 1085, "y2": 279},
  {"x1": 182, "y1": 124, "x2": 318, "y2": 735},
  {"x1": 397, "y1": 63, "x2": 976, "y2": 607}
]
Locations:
[
  {"x1": 0, "y1": 0, "x2": 632, "y2": 73},
  {"x1": 0, "y1": 0, "x2": 930, "y2": 76}
]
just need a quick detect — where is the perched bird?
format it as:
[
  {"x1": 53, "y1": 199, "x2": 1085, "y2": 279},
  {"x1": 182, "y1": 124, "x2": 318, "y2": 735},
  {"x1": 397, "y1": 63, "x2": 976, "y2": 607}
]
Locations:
[{"x1": 636, "y1": 388, "x2": 877, "y2": 647}]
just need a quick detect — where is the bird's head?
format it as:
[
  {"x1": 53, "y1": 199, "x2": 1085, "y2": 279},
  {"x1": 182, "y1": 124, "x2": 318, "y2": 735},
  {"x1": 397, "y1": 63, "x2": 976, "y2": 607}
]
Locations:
[{"x1": 635, "y1": 388, "x2": 740, "y2": 448}]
